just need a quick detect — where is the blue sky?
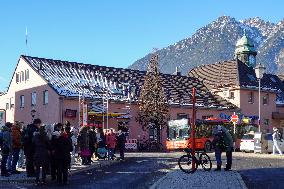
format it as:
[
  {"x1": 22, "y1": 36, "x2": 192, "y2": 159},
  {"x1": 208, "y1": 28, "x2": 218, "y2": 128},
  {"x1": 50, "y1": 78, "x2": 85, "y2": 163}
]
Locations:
[{"x1": 0, "y1": 0, "x2": 284, "y2": 91}]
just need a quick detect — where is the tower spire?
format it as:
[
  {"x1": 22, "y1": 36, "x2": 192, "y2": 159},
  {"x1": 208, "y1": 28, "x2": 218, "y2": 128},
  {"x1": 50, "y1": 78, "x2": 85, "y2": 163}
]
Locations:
[{"x1": 25, "y1": 27, "x2": 28, "y2": 55}]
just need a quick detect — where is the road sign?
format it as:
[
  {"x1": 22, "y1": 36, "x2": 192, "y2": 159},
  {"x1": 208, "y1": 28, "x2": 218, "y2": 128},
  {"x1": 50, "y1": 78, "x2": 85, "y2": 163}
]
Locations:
[{"x1": 231, "y1": 114, "x2": 238, "y2": 123}]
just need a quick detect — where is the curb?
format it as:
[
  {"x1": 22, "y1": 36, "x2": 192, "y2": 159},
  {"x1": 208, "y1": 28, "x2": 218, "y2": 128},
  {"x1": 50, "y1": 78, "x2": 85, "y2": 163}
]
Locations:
[
  {"x1": 0, "y1": 160, "x2": 120, "y2": 183},
  {"x1": 149, "y1": 170, "x2": 248, "y2": 189},
  {"x1": 235, "y1": 172, "x2": 248, "y2": 189}
]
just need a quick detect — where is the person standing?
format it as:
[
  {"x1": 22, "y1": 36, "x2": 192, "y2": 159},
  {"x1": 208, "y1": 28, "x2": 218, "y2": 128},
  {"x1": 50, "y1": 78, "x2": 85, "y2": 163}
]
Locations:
[
  {"x1": 272, "y1": 127, "x2": 283, "y2": 155},
  {"x1": 50, "y1": 123, "x2": 63, "y2": 181},
  {"x1": 1, "y1": 122, "x2": 12, "y2": 177},
  {"x1": 116, "y1": 129, "x2": 126, "y2": 161},
  {"x1": 10, "y1": 122, "x2": 22, "y2": 174},
  {"x1": 23, "y1": 118, "x2": 42, "y2": 177},
  {"x1": 78, "y1": 126, "x2": 90, "y2": 165},
  {"x1": 212, "y1": 125, "x2": 234, "y2": 171},
  {"x1": 106, "y1": 129, "x2": 116, "y2": 160},
  {"x1": 53, "y1": 128, "x2": 73, "y2": 186},
  {"x1": 32, "y1": 126, "x2": 50, "y2": 185}
]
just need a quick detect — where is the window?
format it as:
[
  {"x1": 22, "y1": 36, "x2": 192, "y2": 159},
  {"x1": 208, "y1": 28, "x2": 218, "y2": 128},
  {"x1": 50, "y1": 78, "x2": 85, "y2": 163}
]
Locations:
[
  {"x1": 25, "y1": 69, "x2": 29, "y2": 81},
  {"x1": 263, "y1": 94, "x2": 269, "y2": 105},
  {"x1": 230, "y1": 92, "x2": 234, "y2": 99},
  {"x1": 16, "y1": 73, "x2": 20, "y2": 83},
  {"x1": 43, "y1": 90, "x2": 48, "y2": 105},
  {"x1": 21, "y1": 71, "x2": 24, "y2": 82},
  {"x1": 10, "y1": 98, "x2": 14, "y2": 109},
  {"x1": 31, "y1": 92, "x2": 37, "y2": 106},
  {"x1": 248, "y1": 92, "x2": 254, "y2": 103},
  {"x1": 20, "y1": 95, "x2": 24, "y2": 108}
]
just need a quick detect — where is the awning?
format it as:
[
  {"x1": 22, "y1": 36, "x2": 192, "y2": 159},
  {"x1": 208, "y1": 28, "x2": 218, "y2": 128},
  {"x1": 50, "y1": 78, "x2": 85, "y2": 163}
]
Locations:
[{"x1": 88, "y1": 112, "x2": 128, "y2": 117}]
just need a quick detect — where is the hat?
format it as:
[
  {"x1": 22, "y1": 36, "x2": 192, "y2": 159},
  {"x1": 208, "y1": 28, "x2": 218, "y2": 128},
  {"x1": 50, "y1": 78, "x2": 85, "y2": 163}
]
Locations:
[{"x1": 273, "y1": 127, "x2": 278, "y2": 132}]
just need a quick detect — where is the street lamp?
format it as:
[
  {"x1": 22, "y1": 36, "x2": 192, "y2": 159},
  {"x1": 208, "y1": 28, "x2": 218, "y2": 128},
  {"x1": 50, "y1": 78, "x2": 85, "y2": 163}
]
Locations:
[
  {"x1": 31, "y1": 109, "x2": 36, "y2": 122},
  {"x1": 254, "y1": 63, "x2": 266, "y2": 132}
]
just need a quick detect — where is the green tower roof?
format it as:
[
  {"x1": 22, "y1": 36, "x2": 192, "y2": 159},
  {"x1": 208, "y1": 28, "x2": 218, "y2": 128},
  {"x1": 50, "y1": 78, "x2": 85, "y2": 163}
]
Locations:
[{"x1": 235, "y1": 31, "x2": 256, "y2": 54}]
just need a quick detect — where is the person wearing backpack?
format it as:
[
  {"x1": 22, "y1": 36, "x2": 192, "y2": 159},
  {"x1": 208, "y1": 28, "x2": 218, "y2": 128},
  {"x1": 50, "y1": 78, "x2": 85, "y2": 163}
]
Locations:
[
  {"x1": 1, "y1": 122, "x2": 12, "y2": 177},
  {"x1": 212, "y1": 125, "x2": 234, "y2": 171},
  {"x1": 272, "y1": 127, "x2": 283, "y2": 155}
]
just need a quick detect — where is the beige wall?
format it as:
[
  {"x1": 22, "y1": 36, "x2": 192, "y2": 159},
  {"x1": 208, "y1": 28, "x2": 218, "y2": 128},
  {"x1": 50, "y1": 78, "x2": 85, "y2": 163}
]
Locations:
[
  {"x1": 15, "y1": 85, "x2": 60, "y2": 125},
  {"x1": 0, "y1": 57, "x2": 58, "y2": 123}
]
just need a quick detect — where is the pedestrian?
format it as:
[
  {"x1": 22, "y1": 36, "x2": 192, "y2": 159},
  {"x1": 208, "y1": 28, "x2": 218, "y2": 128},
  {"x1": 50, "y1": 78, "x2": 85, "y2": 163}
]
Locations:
[
  {"x1": 212, "y1": 125, "x2": 234, "y2": 171},
  {"x1": 53, "y1": 127, "x2": 73, "y2": 186},
  {"x1": 106, "y1": 128, "x2": 116, "y2": 160},
  {"x1": 78, "y1": 126, "x2": 91, "y2": 165},
  {"x1": 1, "y1": 122, "x2": 12, "y2": 177},
  {"x1": 96, "y1": 127, "x2": 107, "y2": 159},
  {"x1": 116, "y1": 129, "x2": 126, "y2": 161},
  {"x1": 88, "y1": 126, "x2": 97, "y2": 162},
  {"x1": 10, "y1": 121, "x2": 22, "y2": 174},
  {"x1": 32, "y1": 126, "x2": 50, "y2": 185},
  {"x1": 18, "y1": 123, "x2": 26, "y2": 169},
  {"x1": 50, "y1": 123, "x2": 63, "y2": 181},
  {"x1": 22, "y1": 118, "x2": 42, "y2": 177},
  {"x1": 272, "y1": 127, "x2": 283, "y2": 155},
  {"x1": 70, "y1": 126, "x2": 79, "y2": 165}
]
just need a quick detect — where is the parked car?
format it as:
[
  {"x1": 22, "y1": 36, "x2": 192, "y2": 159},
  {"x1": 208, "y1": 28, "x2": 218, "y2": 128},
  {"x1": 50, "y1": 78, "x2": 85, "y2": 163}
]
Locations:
[
  {"x1": 263, "y1": 133, "x2": 284, "y2": 153},
  {"x1": 240, "y1": 133, "x2": 255, "y2": 152}
]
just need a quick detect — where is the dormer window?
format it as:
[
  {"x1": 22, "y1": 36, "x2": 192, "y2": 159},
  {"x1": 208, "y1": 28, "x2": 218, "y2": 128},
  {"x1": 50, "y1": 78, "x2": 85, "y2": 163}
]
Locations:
[{"x1": 230, "y1": 92, "x2": 234, "y2": 99}]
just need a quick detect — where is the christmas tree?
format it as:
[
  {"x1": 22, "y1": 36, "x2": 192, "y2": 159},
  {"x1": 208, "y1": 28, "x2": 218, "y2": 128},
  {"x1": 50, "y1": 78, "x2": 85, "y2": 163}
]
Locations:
[{"x1": 136, "y1": 52, "x2": 169, "y2": 142}]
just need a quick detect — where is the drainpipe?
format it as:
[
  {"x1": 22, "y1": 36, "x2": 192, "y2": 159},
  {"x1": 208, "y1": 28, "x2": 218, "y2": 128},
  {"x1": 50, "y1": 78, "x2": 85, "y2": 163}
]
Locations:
[{"x1": 59, "y1": 97, "x2": 64, "y2": 123}]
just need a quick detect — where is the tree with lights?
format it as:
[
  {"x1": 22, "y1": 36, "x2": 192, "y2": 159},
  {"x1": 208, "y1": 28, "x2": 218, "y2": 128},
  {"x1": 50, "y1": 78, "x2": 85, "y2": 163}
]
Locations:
[{"x1": 136, "y1": 52, "x2": 169, "y2": 144}]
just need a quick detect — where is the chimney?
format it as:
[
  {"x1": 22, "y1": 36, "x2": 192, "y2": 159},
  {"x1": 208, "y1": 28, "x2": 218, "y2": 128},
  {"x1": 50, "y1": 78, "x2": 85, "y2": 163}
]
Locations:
[{"x1": 173, "y1": 66, "x2": 181, "y2": 76}]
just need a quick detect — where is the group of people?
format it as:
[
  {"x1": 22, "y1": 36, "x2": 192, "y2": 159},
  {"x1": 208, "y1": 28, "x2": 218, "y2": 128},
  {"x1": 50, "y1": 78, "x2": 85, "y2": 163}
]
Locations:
[
  {"x1": 211, "y1": 125, "x2": 284, "y2": 171},
  {"x1": 0, "y1": 119, "x2": 127, "y2": 186}
]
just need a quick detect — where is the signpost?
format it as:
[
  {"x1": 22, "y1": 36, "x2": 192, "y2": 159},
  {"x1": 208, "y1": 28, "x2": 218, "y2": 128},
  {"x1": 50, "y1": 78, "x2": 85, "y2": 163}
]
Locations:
[
  {"x1": 231, "y1": 112, "x2": 238, "y2": 152},
  {"x1": 231, "y1": 113, "x2": 238, "y2": 134}
]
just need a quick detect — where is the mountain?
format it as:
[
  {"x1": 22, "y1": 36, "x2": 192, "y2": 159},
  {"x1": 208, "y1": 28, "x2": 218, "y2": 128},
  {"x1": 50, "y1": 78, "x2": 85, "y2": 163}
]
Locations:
[{"x1": 128, "y1": 16, "x2": 284, "y2": 75}]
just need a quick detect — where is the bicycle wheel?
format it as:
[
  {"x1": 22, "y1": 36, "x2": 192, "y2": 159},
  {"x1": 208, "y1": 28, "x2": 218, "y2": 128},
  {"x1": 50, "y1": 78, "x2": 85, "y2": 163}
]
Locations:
[
  {"x1": 178, "y1": 155, "x2": 197, "y2": 174},
  {"x1": 200, "y1": 153, "x2": 212, "y2": 171}
]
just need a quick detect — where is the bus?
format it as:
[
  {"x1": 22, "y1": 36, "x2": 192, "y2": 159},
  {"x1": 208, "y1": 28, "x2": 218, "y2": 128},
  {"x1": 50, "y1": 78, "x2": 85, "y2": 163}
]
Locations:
[{"x1": 166, "y1": 117, "x2": 256, "y2": 152}]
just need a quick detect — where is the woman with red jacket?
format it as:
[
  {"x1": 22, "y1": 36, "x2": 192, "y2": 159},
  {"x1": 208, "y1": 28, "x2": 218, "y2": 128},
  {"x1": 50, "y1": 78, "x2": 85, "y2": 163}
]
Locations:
[{"x1": 106, "y1": 129, "x2": 117, "y2": 160}]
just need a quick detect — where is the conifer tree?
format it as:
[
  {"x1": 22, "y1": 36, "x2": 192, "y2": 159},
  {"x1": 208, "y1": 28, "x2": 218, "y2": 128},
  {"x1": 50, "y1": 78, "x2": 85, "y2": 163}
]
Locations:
[{"x1": 136, "y1": 52, "x2": 169, "y2": 140}]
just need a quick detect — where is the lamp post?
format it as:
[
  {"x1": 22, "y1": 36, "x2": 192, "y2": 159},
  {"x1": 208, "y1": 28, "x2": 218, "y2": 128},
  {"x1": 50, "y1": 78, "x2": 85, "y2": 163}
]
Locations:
[
  {"x1": 254, "y1": 63, "x2": 266, "y2": 132},
  {"x1": 31, "y1": 109, "x2": 36, "y2": 123}
]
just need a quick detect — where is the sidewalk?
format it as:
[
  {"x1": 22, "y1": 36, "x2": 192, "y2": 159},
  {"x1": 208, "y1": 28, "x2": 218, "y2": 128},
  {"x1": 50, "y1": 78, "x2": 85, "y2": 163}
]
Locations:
[
  {"x1": 150, "y1": 168, "x2": 247, "y2": 189},
  {"x1": 0, "y1": 159, "x2": 119, "y2": 183}
]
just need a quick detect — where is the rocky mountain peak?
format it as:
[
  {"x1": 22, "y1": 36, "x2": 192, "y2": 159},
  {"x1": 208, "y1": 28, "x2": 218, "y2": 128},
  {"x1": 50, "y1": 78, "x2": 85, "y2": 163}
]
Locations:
[{"x1": 128, "y1": 16, "x2": 284, "y2": 76}]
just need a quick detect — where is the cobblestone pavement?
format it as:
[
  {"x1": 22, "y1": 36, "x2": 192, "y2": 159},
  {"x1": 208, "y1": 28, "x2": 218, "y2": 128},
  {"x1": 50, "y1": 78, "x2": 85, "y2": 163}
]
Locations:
[{"x1": 151, "y1": 152, "x2": 284, "y2": 189}]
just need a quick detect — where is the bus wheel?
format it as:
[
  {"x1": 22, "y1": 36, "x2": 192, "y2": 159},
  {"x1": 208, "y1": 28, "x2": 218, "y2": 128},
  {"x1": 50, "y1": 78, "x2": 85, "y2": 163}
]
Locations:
[{"x1": 204, "y1": 141, "x2": 212, "y2": 152}]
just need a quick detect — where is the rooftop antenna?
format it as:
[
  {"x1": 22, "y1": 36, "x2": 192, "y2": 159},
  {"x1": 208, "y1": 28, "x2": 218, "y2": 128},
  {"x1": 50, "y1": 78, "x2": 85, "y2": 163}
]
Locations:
[{"x1": 25, "y1": 26, "x2": 28, "y2": 55}]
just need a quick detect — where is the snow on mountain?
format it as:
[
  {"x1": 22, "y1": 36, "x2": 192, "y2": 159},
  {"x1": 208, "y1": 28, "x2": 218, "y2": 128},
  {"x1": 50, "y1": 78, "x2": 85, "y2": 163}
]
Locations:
[{"x1": 128, "y1": 16, "x2": 284, "y2": 76}]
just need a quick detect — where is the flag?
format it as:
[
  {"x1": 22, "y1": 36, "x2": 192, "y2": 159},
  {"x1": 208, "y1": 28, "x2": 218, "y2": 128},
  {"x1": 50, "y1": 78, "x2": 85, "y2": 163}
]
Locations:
[{"x1": 25, "y1": 27, "x2": 28, "y2": 47}]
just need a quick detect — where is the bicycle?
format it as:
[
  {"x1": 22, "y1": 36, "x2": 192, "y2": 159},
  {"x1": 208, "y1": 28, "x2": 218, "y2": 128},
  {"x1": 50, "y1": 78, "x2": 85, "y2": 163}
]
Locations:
[{"x1": 178, "y1": 148, "x2": 212, "y2": 173}]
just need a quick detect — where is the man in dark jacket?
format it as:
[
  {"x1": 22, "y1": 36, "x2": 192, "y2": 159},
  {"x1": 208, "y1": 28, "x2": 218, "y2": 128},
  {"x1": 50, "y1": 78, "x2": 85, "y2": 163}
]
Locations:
[
  {"x1": 32, "y1": 126, "x2": 50, "y2": 185},
  {"x1": 23, "y1": 118, "x2": 41, "y2": 177},
  {"x1": 116, "y1": 129, "x2": 126, "y2": 161},
  {"x1": 53, "y1": 128, "x2": 73, "y2": 185},
  {"x1": 1, "y1": 122, "x2": 12, "y2": 177},
  {"x1": 212, "y1": 125, "x2": 234, "y2": 171}
]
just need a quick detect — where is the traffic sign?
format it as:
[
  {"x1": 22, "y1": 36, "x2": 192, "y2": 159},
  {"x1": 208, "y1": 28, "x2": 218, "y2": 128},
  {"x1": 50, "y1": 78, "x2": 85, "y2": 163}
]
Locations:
[{"x1": 231, "y1": 114, "x2": 238, "y2": 123}]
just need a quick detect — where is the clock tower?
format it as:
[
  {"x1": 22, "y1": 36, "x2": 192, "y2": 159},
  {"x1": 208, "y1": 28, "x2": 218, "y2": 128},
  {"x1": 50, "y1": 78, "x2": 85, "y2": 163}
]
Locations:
[{"x1": 234, "y1": 31, "x2": 257, "y2": 67}]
